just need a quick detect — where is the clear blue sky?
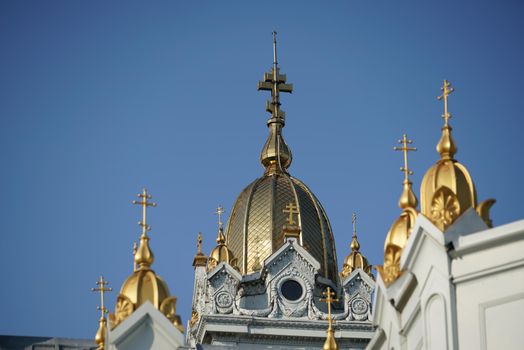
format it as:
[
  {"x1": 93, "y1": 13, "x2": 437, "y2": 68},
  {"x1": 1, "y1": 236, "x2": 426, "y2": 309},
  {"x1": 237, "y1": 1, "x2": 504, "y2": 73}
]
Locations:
[{"x1": 1, "y1": 0, "x2": 523, "y2": 340}]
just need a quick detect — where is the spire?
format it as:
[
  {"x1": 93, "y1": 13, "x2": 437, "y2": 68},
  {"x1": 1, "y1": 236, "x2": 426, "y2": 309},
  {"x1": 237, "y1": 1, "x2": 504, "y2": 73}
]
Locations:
[
  {"x1": 393, "y1": 134, "x2": 418, "y2": 209},
  {"x1": 350, "y1": 212, "x2": 360, "y2": 251},
  {"x1": 436, "y1": 79, "x2": 457, "y2": 159},
  {"x1": 258, "y1": 31, "x2": 294, "y2": 175},
  {"x1": 208, "y1": 205, "x2": 238, "y2": 271},
  {"x1": 132, "y1": 188, "x2": 156, "y2": 269},
  {"x1": 320, "y1": 287, "x2": 339, "y2": 350},
  {"x1": 192, "y1": 232, "x2": 208, "y2": 267},
  {"x1": 92, "y1": 276, "x2": 112, "y2": 350},
  {"x1": 341, "y1": 212, "x2": 372, "y2": 278}
]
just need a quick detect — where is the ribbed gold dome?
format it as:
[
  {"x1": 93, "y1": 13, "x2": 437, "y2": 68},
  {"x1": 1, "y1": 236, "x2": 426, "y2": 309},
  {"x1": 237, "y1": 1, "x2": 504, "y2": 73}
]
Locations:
[
  {"x1": 110, "y1": 189, "x2": 184, "y2": 333},
  {"x1": 225, "y1": 173, "x2": 338, "y2": 282},
  {"x1": 341, "y1": 214, "x2": 372, "y2": 278},
  {"x1": 225, "y1": 34, "x2": 339, "y2": 282},
  {"x1": 420, "y1": 80, "x2": 494, "y2": 231}
]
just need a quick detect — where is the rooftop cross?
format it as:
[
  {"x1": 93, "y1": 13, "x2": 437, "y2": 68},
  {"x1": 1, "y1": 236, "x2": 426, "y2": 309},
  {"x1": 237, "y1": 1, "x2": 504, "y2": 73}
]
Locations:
[
  {"x1": 437, "y1": 79, "x2": 455, "y2": 127},
  {"x1": 91, "y1": 275, "x2": 112, "y2": 318},
  {"x1": 257, "y1": 31, "x2": 293, "y2": 121},
  {"x1": 352, "y1": 212, "x2": 357, "y2": 238},
  {"x1": 283, "y1": 202, "x2": 299, "y2": 225},
  {"x1": 320, "y1": 287, "x2": 339, "y2": 331},
  {"x1": 215, "y1": 205, "x2": 225, "y2": 229},
  {"x1": 132, "y1": 188, "x2": 157, "y2": 236},
  {"x1": 394, "y1": 134, "x2": 417, "y2": 182}
]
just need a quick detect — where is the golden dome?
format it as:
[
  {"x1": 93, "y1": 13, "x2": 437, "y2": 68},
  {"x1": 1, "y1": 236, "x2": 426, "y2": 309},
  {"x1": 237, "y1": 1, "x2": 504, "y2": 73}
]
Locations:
[
  {"x1": 225, "y1": 33, "x2": 338, "y2": 282},
  {"x1": 110, "y1": 189, "x2": 184, "y2": 333},
  {"x1": 208, "y1": 226, "x2": 239, "y2": 271},
  {"x1": 341, "y1": 213, "x2": 372, "y2": 278},
  {"x1": 420, "y1": 80, "x2": 494, "y2": 231}
]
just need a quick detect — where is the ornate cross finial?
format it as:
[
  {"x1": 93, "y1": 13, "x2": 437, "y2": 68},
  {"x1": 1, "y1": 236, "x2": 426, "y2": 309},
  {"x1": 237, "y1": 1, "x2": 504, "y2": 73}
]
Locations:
[
  {"x1": 91, "y1": 275, "x2": 112, "y2": 318},
  {"x1": 320, "y1": 287, "x2": 339, "y2": 330},
  {"x1": 132, "y1": 188, "x2": 156, "y2": 236},
  {"x1": 257, "y1": 32, "x2": 293, "y2": 120},
  {"x1": 197, "y1": 232, "x2": 203, "y2": 254},
  {"x1": 215, "y1": 205, "x2": 225, "y2": 229},
  {"x1": 283, "y1": 202, "x2": 299, "y2": 225},
  {"x1": 394, "y1": 134, "x2": 417, "y2": 182},
  {"x1": 437, "y1": 79, "x2": 455, "y2": 127}
]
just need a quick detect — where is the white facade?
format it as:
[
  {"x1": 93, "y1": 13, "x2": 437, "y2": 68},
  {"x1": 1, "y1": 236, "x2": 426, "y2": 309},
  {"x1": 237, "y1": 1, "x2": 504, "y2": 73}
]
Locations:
[{"x1": 368, "y1": 210, "x2": 524, "y2": 350}]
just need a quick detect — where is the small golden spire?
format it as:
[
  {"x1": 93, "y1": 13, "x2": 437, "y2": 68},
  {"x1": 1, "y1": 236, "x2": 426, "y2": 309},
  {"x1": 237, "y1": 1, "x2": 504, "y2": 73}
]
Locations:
[
  {"x1": 132, "y1": 188, "x2": 157, "y2": 269},
  {"x1": 193, "y1": 231, "x2": 208, "y2": 267},
  {"x1": 320, "y1": 287, "x2": 339, "y2": 350},
  {"x1": 436, "y1": 80, "x2": 457, "y2": 159},
  {"x1": 394, "y1": 134, "x2": 418, "y2": 209},
  {"x1": 350, "y1": 212, "x2": 360, "y2": 251},
  {"x1": 215, "y1": 205, "x2": 226, "y2": 243},
  {"x1": 92, "y1": 276, "x2": 112, "y2": 350},
  {"x1": 208, "y1": 206, "x2": 238, "y2": 271},
  {"x1": 133, "y1": 242, "x2": 138, "y2": 272},
  {"x1": 258, "y1": 31, "x2": 294, "y2": 175}
]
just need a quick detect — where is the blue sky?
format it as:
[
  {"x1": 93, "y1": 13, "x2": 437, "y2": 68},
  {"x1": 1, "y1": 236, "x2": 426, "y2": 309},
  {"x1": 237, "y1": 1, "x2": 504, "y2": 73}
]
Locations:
[{"x1": 1, "y1": 0, "x2": 523, "y2": 339}]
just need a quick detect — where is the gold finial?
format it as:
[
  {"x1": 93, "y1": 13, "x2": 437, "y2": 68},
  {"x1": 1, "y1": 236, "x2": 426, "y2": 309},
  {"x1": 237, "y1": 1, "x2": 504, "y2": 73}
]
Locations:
[
  {"x1": 215, "y1": 205, "x2": 225, "y2": 230},
  {"x1": 132, "y1": 188, "x2": 157, "y2": 237},
  {"x1": 193, "y1": 231, "x2": 208, "y2": 268},
  {"x1": 197, "y1": 232, "x2": 203, "y2": 254},
  {"x1": 394, "y1": 134, "x2": 418, "y2": 209},
  {"x1": 437, "y1": 79, "x2": 455, "y2": 127},
  {"x1": 283, "y1": 202, "x2": 299, "y2": 225},
  {"x1": 92, "y1": 276, "x2": 112, "y2": 350},
  {"x1": 132, "y1": 189, "x2": 156, "y2": 269},
  {"x1": 133, "y1": 242, "x2": 138, "y2": 271},
  {"x1": 350, "y1": 212, "x2": 360, "y2": 251},
  {"x1": 320, "y1": 287, "x2": 339, "y2": 350},
  {"x1": 436, "y1": 80, "x2": 457, "y2": 159},
  {"x1": 258, "y1": 32, "x2": 294, "y2": 174}
]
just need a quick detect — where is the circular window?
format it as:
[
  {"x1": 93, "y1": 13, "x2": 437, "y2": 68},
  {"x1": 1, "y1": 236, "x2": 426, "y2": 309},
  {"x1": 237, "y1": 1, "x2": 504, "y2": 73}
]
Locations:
[{"x1": 280, "y1": 279, "x2": 303, "y2": 301}]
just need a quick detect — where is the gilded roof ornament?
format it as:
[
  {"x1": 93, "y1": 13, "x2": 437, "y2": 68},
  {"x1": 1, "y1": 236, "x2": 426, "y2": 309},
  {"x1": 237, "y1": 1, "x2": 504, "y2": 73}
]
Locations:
[
  {"x1": 420, "y1": 81, "x2": 495, "y2": 231},
  {"x1": 92, "y1": 276, "x2": 112, "y2": 350},
  {"x1": 258, "y1": 31, "x2": 294, "y2": 175},
  {"x1": 110, "y1": 189, "x2": 183, "y2": 331},
  {"x1": 377, "y1": 135, "x2": 419, "y2": 287},
  {"x1": 208, "y1": 206, "x2": 238, "y2": 271},
  {"x1": 282, "y1": 202, "x2": 301, "y2": 240},
  {"x1": 192, "y1": 232, "x2": 208, "y2": 267},
  {"x1": 320, "y1": 287, "x2": 339, "y2": 350},
  {"x1": 341, "y1": 213, "x2": 372, "y2": 278}
]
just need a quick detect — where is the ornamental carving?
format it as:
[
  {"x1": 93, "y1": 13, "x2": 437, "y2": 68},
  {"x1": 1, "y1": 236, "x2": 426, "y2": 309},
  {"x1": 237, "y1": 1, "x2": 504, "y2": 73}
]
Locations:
[
  {"x1": 350, "y1": 297, "x2": 368, "y2": 315},
  {"x1": 430, "y1": 186, "x2": 460, "y2": 231},
  {"x1": 111, "y1": 294, "x2": 134, "y2": 328},
  {"x1": 216, "y1": 291, "x2": 234, "y2": 309}
]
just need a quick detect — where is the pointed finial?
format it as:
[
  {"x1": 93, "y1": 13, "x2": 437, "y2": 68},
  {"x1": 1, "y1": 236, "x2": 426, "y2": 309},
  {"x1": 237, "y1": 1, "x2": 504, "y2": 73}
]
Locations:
[
  {"x1": 193, "y1": 231, "x2": 208, "y2": 267},
  {"x1": 215, "y1": 205, "x2": 225, "y2": 230},
  {"x1": 350, "y1": 212, "x2": 360, "y2": 251},
  {"x1": 258, "y1": 32, "x2": 294, "y2": 174},
  {"x1": 132, "y1": 188, "x2": 157, "y2": 237},
  {"x1": 133, "y1": 242, "x2": 138, "y2": 271},
  {"x1": 92, "y1": 276, "x2": 111, "y2": 350},
  {"x1": 132, "y1": 189, "x2": 156, "y2": 269},
  {"x1": 283, "y1": 202, "x2": 299, "y2": 225},
  {"x1": 436, "y1": 80, "x2": 458, "y2": 159},
  {"x1": 394, "y1": 134, "x2": 418, "y2": 209},
  {"x1": 320, "y1": 287, "x2": 339, "y2": 350},
  {"x1": 197, "y1": 232, "x2": 203, "y2": 255}
]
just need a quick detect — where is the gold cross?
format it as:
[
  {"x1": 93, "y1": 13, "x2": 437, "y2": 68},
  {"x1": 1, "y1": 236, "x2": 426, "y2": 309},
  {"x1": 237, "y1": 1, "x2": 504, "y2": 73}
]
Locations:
[
  {"x1": 320, "y1": 287, "x2": 339, "y2": 330},
  {"x1": 215, "y1": 205, "x2": 225, "y2": 229},
  {"x1": 257, "y1": 31, "x2": 293, "y2": 120},
  {"x1": 394, "y1": 134, "x2": 417, "y2": 182},
  {"x1": 132, "y1": 188, "x2": 156, "y2": 235},
  {"x1": 437, "y1": 79, "x2": 455, "y2": 126},
  {"x1": 283, "y1": 202, "x2": 298, "y2": 225},
  {"x1": 91, "y1": 275, "x2": 112, "y2": 318}
]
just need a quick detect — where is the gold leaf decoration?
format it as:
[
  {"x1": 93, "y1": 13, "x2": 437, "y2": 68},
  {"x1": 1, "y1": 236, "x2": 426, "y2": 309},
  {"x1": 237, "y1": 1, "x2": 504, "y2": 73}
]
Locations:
[{"x1": 430, "y1": 186, "x2": 460, "y2": 231}]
